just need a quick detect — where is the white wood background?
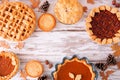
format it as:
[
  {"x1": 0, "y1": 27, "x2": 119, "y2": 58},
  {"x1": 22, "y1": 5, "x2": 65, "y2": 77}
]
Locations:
[{"x1": 0, "y1": 0, "x2": 120, "y2": 80}]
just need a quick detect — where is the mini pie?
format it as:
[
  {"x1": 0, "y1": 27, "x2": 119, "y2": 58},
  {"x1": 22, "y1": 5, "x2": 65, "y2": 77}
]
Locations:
[
  {"x1": 38, "y1": 13, "x2": 56, "y2": 32},
  {"x1": 0, "y1": 2, "x2": 36, "y2": 41},
  {"x1": 53, "y1": 57, "x2": 96, "y2": 80},
  {"x1": 25, "y1": 60, "x2": 44, "y2": 78},
  {"x1": 0, "y1": 51, "x2": 19, "y2": 80},
  {"x1": 54, "y1": 0, "x2": 83, "y2": 24},
  {"x1": 86, "y1": 5, "x2": 120, "y2": 44}
]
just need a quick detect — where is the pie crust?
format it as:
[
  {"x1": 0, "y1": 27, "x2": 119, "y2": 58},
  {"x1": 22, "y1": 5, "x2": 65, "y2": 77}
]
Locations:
[
  {"x1": 0, "y1": 51, "x2": 19, "y2": 80},
  {"x1": 0, "y1": 2, "x2": 36, "y2": 41},
  {"x1": 54, "y1": 0, "x2": 83, "y2": 24},
  {"x1": 53, "y1": 57, "x2": 96, "y2": 80},
  {"x1": 38, "y1": 13, "x2": 56, "y2": 32},
  {"x1": 86, "y1": 5, "x2": 120, "y2": 44},
  {"x1": 25, "y1": 60, "x2": 44, "y2": 78}
]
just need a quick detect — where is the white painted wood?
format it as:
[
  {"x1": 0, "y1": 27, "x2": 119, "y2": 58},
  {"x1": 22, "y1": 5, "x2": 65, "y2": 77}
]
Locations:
[{"x1": 0, "y1": 0, "x2": 119, "y2": 80}]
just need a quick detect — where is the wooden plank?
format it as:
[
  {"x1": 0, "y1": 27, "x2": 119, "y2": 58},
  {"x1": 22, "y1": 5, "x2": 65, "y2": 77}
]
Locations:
[{"x1": 0, "y1": 0, "x2": 119, "y2": 80}]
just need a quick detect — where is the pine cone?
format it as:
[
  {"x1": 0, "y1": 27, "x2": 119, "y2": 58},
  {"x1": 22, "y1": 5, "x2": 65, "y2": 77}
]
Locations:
[
  {"x1": 38, "y1": 75, "x2": 47, "y2": 80},
  {"x1": 106, "y1": 54, "x2": 117, "y2": 65},
  {"x1": 95, "y1": 63, "x2": 108, "y2": 71},
  {"x1": 40, "y1": 1, "x2": 50, "y2": 13}
]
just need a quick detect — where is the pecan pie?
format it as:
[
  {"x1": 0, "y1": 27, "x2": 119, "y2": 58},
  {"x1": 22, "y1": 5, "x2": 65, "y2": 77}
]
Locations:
[{"x1": 86, "y1": 5, "x2": 120, "y2": 44}]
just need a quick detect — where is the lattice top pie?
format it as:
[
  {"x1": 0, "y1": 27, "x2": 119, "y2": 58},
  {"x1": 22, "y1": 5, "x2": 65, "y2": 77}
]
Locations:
[{"x1": 0, "y1": 2, "x2": 36, "y2": 41}]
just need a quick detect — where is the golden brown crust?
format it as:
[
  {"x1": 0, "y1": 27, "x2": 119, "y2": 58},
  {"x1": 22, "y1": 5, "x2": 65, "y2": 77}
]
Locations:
[
  {"x1": 0, "y1": 2, "x2": 36, "y2": 41},
  {"x1": 95, "y1": 38, "x2": 102, "y2": 44},
  {"x1": 101, "y1": 39, "x2": 107, "y2": 45},
  {"x1": 105, "y1": 5, "x2": 111, "y2": 11},
  {"x1": 25, "y1": 60, "x2": 44, "y2": 78},
  {"x1": 38, "y1": 13, "x2": 56, "y2": 32},
  {"x1": 86, "y1": 5, "x2": 120, "y2": 44},
  {"x1": 91, "y1": 35, "x2": 97, "y2": 40},
  {"x1": 53, "y1": 57, "x2": 95, "y2": 80},
  {"x1": 116, "y1": 12, "x2": 120, "y2": 18},
  {"x1": 115, "y1": 33, "x2": 120, "y2": 37},
  {"x1": 107, "y1": 38, "x2": 113, "y2": 44},
  {"x1": 99, "y1": 5, "x2": 105, "y2": 11},
  {"x1": 54, "y1": 0, "x2": 83, "y2": 24},
  {"x1": 113, "y1": 37, "x2": 120, "y2": 43},
  {"x1": 0, "y1": 51, "x2": 19, "y2": 80}
]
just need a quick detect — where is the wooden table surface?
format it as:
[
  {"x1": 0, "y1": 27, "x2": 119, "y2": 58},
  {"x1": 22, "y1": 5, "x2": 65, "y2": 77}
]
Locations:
[{"x1": 0, "y1": 0, "x2": 120, "y2": 80}]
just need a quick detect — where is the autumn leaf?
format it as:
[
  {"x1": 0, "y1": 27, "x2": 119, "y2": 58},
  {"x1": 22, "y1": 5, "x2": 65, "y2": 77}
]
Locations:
[
  {"x1": 20, "y1": 70, "x2": 27, "y2": 80},
  {"x1": 0, "y1": 40, "x2": 10, "y2": 49},
  {"x1": 111, "y1": 43, "x2": 120, "y2": 57},
  {"x1": 106, "y1": 70, "x2": 115, "y2": 75},
  {"x1": 83, "y1": 6, "x2": 88, "y2": 12},
  {"x1": 100, "y1": 71, "x2": 107, "y2": 80},
  {"x1": 29, "y1": 0, "x2": 40, "y2": 9},
  {"x1": 113, "y1": 50, "x2": 120, "y2": 57},
  {"x1": 117, "y1": 62, "x2": 120, "y2": 69},
  {"x1": 111, "y1": 43, "x2": 120, "y2": 51},
  {"x1": 87, "y1": 0, "x2": 94, "y2": 4},
  {"x1": 100, "y1": 70, "x2": 115, "y2": 80},
  {"x1": 15, "y1": 42, "x2": 24, "y2": 49}
]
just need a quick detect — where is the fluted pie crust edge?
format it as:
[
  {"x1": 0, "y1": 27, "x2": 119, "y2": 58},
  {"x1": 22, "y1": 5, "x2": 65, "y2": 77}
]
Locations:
[{"x1": 86, "y1": 5, "x2": 120, "y2": 44}]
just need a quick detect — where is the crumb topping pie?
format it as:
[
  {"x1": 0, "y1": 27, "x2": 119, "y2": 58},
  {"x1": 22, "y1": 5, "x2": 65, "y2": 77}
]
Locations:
[{"x1": 86, "y1": 5, "x2": 120, "y2": 44}]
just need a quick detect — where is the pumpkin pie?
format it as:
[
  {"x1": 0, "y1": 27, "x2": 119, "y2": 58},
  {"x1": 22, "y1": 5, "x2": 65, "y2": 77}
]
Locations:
[
  {"x1": 53, "y1": 56, "x2": 97, "y2": 80},
  {"x1": 86, "y1": 5, "x2": 120, "y2": 44},
  {"x1": 0, "y1": 51, "x2": 19, "y2": 80}
]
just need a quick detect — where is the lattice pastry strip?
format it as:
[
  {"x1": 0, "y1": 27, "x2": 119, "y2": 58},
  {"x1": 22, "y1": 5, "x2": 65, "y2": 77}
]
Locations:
[{"x1": 0, "y1": 2, "x2": 36, "y2": 41}]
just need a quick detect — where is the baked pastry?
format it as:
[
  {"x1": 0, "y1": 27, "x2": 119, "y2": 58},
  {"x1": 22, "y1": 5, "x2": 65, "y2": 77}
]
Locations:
[
  {"x1": 0, "y1": 2, "x2": 36, "y2": 41},
  {"x1": 25, "y1": 60, "x2": 44, "y2": 78},
  {"x1": 38, "y1": 13, "x2": 56, "y2": 32},
  {"x1": 54, "y1": 0, "x2": 83, "y2": 24},
  {"x1": 86, "y1": 5, "x2": 120, "y2": 44},
  {"x1": 0, "y1": 51, "x2": 19, "y2": 80},
  {"x1": 53, "y1": 56, "x2": 97, "y2": 80}
]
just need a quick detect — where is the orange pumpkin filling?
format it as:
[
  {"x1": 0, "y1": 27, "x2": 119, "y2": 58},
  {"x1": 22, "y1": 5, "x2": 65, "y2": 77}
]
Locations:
[
  {"x1": 56, "y1": 61, "x2": 92, "y2": 80},
  {"x1": 0, "y1": 56, "x2": 15, "y2": 76}
]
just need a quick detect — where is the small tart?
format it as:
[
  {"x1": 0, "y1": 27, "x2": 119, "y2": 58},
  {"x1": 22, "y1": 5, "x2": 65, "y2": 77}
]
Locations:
[
  {"x1": 53, "y1": 57, "x2": 96, "y2": 80},
  {"x1": 0, "y1": 51, "x2": 19, "y2": 80},
  {"x1": 38, "y1": 13, "x2": 56, "y2": 32},
  {"x1": 54, "y1": 0, "x2": 83, "y2": 24},
  {"x1": 25, "y1": 60, "x2": 44, "y2": 78},
  {"x1": 86, "y1": 5, "x2": 120, "y2": 44}
]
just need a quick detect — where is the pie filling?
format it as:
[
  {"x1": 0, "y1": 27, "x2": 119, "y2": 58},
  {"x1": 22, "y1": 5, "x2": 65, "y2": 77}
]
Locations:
[
  {"x1": 0, "y1": 56, "x2": 15, "y2": 76},
  {"x1": 90, "y1": 10, "x2": 120, "y2": 40},
  {"x1": 56, "y1": 61, "x2": 92, "y2": 80}
]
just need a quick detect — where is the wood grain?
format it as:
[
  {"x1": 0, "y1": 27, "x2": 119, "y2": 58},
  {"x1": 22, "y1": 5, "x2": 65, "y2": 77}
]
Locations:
[{"x1": 0, "y1": 0, "x2": 119, "y2": 80}]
